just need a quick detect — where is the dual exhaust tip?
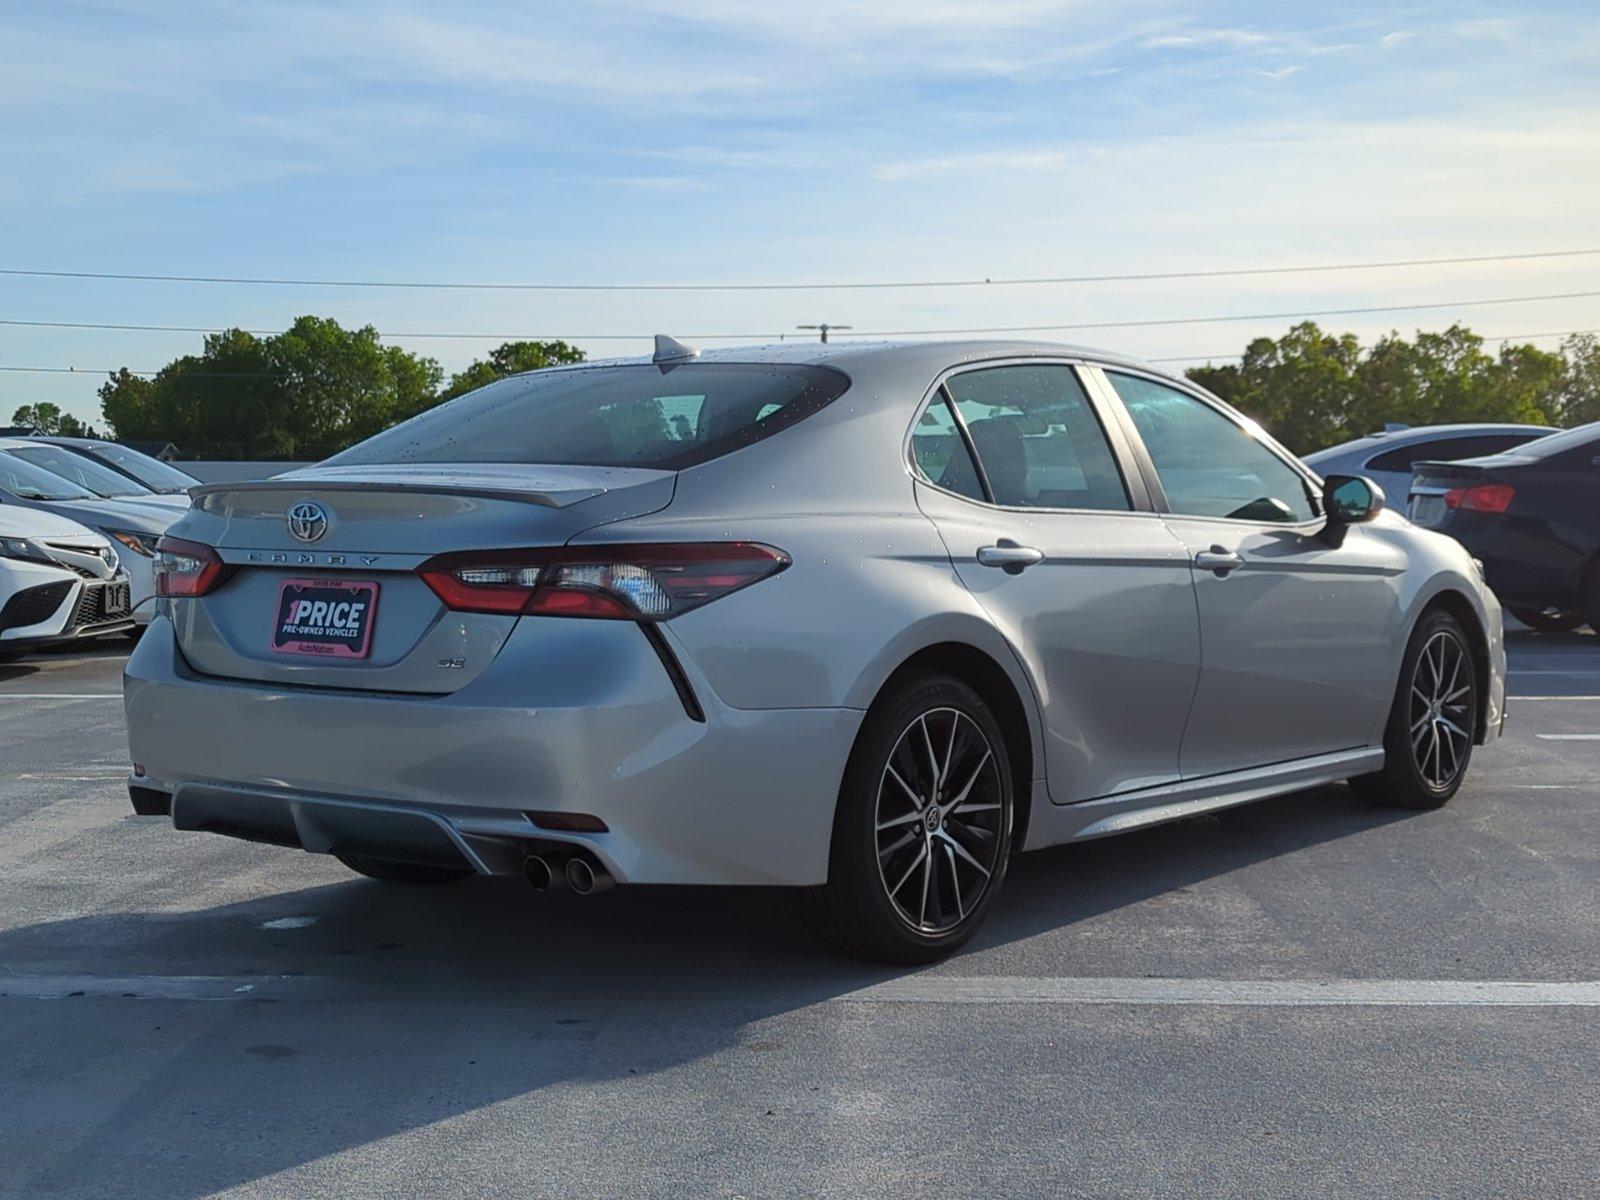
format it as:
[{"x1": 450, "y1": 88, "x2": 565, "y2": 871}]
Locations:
[{"x1": 524, "y1": 851, "x2": 614, "y2": 895}]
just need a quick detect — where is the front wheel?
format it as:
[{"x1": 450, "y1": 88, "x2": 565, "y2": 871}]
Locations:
[
  {"x1": 800, "y1": 671, "x2": 1015, "y2": 964},
  {"x1": 1350, "y1": 610, "x2": 1478, "y2": 810}
]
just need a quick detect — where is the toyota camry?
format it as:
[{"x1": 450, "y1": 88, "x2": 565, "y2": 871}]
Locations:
[{"x1": 123, "y1": 337, "x2": 1505, "y2": 963}]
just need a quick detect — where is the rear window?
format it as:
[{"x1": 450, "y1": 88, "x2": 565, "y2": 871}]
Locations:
[
  {"x1": 1508, "y1": 420, "x2": 1600, "y2": 460},
  {"x1": 327, "y1": 363, "x2": 851, "y2": 471},
  {"x1": 1365, "y1": 432, "x2": 1549, "y2": 473}
]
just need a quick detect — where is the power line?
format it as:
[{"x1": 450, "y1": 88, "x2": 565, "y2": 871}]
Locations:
[
  {"x1": 3, "y1": 329, "x2": 1595, "y2": 380},
  {"x1": 1, "y1": 247, "x2": 1597, "y2": 293},
  {"x1": 3, "y1": 288, "x2": 1599, "y2": 343}
]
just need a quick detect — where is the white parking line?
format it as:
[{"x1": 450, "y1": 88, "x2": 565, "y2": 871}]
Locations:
[
  {"x1": 1513, "y1": 695, "x2": 1600, "y2": 701},
  {"x1": 4, "y1": 973, "x2": 1599, "y2": 1007},
  {"x1": 850, "y1": 976, "x2": 1600, "y2": 1007},
  {"x1": 0, "y1": 694, "x2": 120, "y2": 700},
  {"x1": 1535, "y1": 734, "x2": 1600, "y2": 741}
]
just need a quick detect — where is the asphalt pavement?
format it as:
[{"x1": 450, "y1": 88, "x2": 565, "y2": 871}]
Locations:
[{"x1": 2, "y1": 629, "x2": 1597, "y2": 1199}]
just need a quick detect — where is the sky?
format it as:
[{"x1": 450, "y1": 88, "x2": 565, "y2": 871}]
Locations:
[{"x1": 4, "y1": 0, "x2": 1600, "y2": 426}]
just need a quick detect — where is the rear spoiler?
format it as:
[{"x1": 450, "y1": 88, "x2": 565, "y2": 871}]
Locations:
[
  {"x1": 189, "y1": 478, "x2": 578, "y2": 508},
  {"x1": 1407, "y1": 460, "x2": 1495, "y2": 482}
]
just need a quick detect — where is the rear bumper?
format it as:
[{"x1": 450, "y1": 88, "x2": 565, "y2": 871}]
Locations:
[{"x1": 124, "y1": 616, "x2": 861, "y2": 885}]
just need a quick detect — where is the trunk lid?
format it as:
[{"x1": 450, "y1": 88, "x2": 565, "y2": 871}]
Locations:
[{"x1": 167, "y1": 463, "x2": 675, "y2": 693}]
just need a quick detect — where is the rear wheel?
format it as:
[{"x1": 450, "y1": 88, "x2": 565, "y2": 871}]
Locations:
[
  {"x1": 800, "y1": 672, "x2": 1015, "y2": 964},
  {"x1": 1506, "y1": 605, "x2": 1585, "y2": 633},
  {"x1": 1350, "y1": 610, "x2": 1478, "y2": 810},
  {"x1": 335, "y1": 853, "x2": 472, "y2": 886}
]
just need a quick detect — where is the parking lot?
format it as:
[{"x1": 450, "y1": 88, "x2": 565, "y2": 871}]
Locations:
[{"x1": 2, "y1": 629, "x2": 1597, "y2": 1199}]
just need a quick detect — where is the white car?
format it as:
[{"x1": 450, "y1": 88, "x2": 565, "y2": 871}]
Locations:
[
  {"x1": 0, "y1": 438, "x2": 183, "y2": 626},
  {"x1": 0, "y1": 506, "x2": 134, "y2": 656}
]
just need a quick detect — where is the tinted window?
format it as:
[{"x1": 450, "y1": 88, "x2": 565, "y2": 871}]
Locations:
[
  {"x1": 8, "y1": 443, "x2": 151, "y2": 497},
  {"x1": 1510, "y1": 419, "x2": 1600, "y2": 460},
  {"x1": 1366, "y1": 433, "x2": 1547, "y2": 473},
  {"x1": 328, "y1": 363, "x2": 850, "y2": 471},
  {"x1": 944, "y1": 366, "x2": 1129, "y2": 510},
  {"x1": 911, "y1": 397, "x2": 986, "y2": 502},
  {"x1": 0, "y1": 452, "x2": 97, "y2": 500},
  {"x1": 73, "y1": 443, "x2": 198, "y2": 493},
  {"x1": 1108, "y1": 372, "x2": 1317, "y2": 523}
]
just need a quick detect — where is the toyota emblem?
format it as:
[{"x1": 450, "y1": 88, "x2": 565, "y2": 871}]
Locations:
[{"x1": 287, "y1": 501, "x2": 330, "y2": 543}]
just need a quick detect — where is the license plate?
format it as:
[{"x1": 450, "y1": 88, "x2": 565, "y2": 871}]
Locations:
[
  {"x1": 105, "y1": 582, "x2": 131, "y2": 616},
  {"x1": 271, "y1": 578, "x2": 379, "y2": 659}
]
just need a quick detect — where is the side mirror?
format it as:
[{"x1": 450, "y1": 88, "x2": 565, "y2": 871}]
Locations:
[{"x1": 1320, "y1": 474, "x2": 1384, "y2": 547}]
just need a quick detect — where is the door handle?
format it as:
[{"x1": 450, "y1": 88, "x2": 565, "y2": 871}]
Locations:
[
  {"x1": 977, "y1": 543, "x2": 1045, "y2": 573},
  {"x1": 1194, "y1": 547, "x2": 1245, "y2": 576}
]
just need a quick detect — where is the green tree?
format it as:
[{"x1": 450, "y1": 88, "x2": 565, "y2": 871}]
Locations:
[
  {"x1": 441, "y1": 340, "x2": 586, "y2": 401},
  {"x1": 1557, "y1": 333, "x2": 1600, "y2": 426},
  {"x1": 1186, "y1": 322, "x2": 1582, "y2": 454},
  {"x1": 99, "y1": 318, "x2": 442, "y2": 459},
  {"x1": 10, "y1": 401, "x2": 97, "y2": 437}
]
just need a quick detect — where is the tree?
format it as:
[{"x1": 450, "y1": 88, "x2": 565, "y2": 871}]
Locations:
[
  {"x1": 100, "y1": 318, "x2": 442, "y2": 459},
  {"x1": 1185, "y1": 322, "x2": 1583, "y2": 454},
  {"x1": 10, "y1": 402, "x2": 97, "y2": 438},
  {"x1": 440, "y1": 340, "x2": 586, "y2": 401}
]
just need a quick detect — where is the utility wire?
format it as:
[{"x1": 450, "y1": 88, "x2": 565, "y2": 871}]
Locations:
[
  {"x1": 1, "y1": 247, "x2": 1597, "y2": 293},
  {"x1": 3, "y1": 288, "x2": 1599, "y2": 342},
  {"x1": 3, "y1": 329, "x2": 1595, "y2": 379}
]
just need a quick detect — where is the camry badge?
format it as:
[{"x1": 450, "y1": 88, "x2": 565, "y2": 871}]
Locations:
[{"x1": 287, "y1": 501, "x2": 330, "y2": 543}]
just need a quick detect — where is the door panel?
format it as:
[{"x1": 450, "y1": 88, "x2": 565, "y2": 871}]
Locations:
[
  {"x1": 1095, "y1": 367, "x2": 1403, "y2": 776},
  {"x1": 914, "y1": 484, "x2": 1200, "y2": 803},
  {"x1": 1161, "y1": 517, "x2": 1404, "y2": 776}
]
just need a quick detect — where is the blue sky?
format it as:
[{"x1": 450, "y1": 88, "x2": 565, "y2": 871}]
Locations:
[{"x1": 4, "y1": 0, "x2": 1600, "y2": 425}]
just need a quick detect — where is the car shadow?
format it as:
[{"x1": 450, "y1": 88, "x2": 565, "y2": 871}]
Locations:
[{"x1": 1, "y1": 782, "x2": 1411, "y2": 1198}]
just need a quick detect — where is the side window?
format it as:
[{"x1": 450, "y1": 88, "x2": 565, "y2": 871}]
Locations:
[
  {"x1": 1366, "y1": 434, "x2": 1541, "y2": 473},
  {"x1": 944, "y1": 365, "x2": 1130, "y2": 510},
  {"x1": 911, "y1": 397, "x2": 986, "y2": 502},
  {"x1": 1107, "y1": 372, "x2": 1317, "y2": 523}
]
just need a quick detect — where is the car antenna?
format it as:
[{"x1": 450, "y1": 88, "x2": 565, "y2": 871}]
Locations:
[{"x1": 653, "y1": 334, "x2": 699, "y2": 364}]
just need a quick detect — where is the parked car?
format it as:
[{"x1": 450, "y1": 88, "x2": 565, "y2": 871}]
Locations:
[
  {"x1": 0, "y1": 506, "x2": 134, "y2": 657},
  {"x1": 1304, "y1": 423, "x2": 1554, "y2": 503},
  {"x1": 1409, "y1": 420, "x2": 1600, "y2": 632},
  {"x1": 123, "y1": 338, "x2": 1504, "y2": 963},
  {"x1": 0, "y1": 441, "x2": 181, "y2": 627},
  {"x1": 0, "y1": 438, "x2": 189, "y2": 513},
  {"x1": 30, "y1": 435, "x2": 199, "y2": 497}
]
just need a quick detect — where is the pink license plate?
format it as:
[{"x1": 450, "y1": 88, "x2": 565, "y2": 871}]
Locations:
[{"x1": 271, "y1": 578, "x2": 379, "y2": 659}]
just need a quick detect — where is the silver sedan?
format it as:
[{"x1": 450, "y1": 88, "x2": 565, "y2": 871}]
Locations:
[{"x1": 123, "y1": 338, "x2": 1504, "y2": 963}]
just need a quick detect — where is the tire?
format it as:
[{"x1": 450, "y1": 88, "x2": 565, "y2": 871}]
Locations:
[
  {"x1": 1350, "y1": 609, "x2": 1478, "y2": 810},
  {"x1": 1583, "y1": 560, "x2": 1600, "y2": 635},
  {"x1": 1506, "y1": 605, "x2": 1585, "y2": 633},
  {"x1": 334, "y1": 853, "x2": 472, "y2": 886},
  {"x1": 800, "y1": 671, "x2": 1016, "y2": 964}
]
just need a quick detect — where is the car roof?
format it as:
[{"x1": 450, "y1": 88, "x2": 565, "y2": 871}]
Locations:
[
  {"x1": 513, "y1": 338, "x2": 1183, "y2": 385},
  {"x1": 1303, "y1": 423, "x2": 1556, "y2": 463}
]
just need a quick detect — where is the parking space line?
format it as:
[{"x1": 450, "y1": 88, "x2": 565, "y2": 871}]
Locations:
[
  {"x1": 1535, "y1": 734, "x2": 1600, "y2": 741},
  {"x1": 1512, "y1": 695, "x2": 1600, "y2": 701},
  {"x1": 0, "y1": 694, "x2": 121, "y2": 700},
  {"x1": 849, "y1": 976, "x2": 1600, "y2": 1007},
  {"x1": 4, "y1": 973, "x2": 1599, "y2": 1007}
]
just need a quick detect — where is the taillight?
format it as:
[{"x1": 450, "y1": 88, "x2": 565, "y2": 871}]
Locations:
[
  {"x1": 418, "y1": 543, "x2": 790, "y2": 620},
  {"x1": 153, "y1": 536, "x2": 231, "y2": 597},
  {"x1": 1443, "y1": 483, "x2": 1515, "y2": 514}
]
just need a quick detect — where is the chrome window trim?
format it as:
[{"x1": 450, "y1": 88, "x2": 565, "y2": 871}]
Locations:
[{"x1": 901, "y1": 355, "x2": 1158, "y2": 518}]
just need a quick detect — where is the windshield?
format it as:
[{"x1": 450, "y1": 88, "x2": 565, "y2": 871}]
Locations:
[
  {"x1": 1512, "y1": 419, "x2": 1600, "y2": 460},
  {"x1": 0, "y1": 451, "x2": 99, "y2": 500},
  {"x1": 74, "y1": 442, "x2": 198, "y2": 493},
  {"x1": 8, "y1": 443, "x2": 153, "y2": 497},
  {"x1": 327, "y1": 363, "x2": 851, "y2": 471}
]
